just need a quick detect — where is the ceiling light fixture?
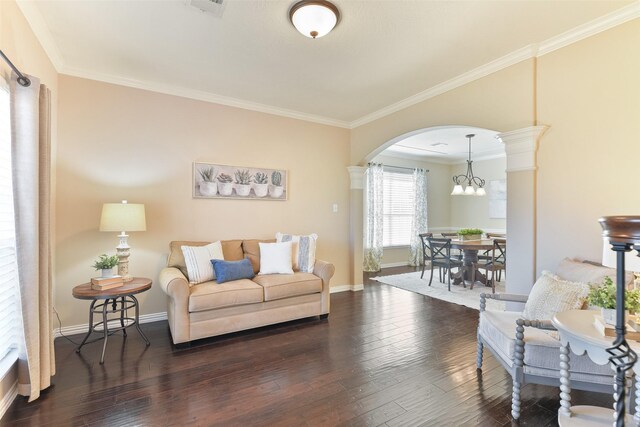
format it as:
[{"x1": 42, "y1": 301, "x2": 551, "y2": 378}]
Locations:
[
  {"x1": 289, "y1": 0, "x2": 340, "y2": 39},
  {"x1": 451, "y1": 134, "x2": 486, "y2": 196}
]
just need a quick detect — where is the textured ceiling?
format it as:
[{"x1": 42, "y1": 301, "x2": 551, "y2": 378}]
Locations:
[{"x1": 19, "y1": 0, "x2": 633, "y2": 125}]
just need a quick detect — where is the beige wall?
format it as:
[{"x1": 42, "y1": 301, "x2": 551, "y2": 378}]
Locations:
[
  {"x1": 0, "y1": 0, "x2": 58, "y2": 412},
  {"x1": 536, "y1": 19, "x2": 640, "y2": 273},
  {"x1": 450, "y1": 156, "x2": 507, "y2": 231},
  {"x1": 56, "y1": 76, "x2": 351, "y2": 327}
]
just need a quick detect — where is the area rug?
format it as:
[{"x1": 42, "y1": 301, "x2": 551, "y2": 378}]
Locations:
[{"x1": 371, "y1": 271, "x2": 506, "y2": 311}]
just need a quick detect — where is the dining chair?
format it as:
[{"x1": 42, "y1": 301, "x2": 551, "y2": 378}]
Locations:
[
  {"x1": 479, "y1": 233, "x2": 506, "y2": 261},
  {"x1": 420, "y1": 235, "x2": 463, "y2": 291},
  {"x1": 477, "y1": 238, "x2": 506, "y2": 293},
  {"x1": 440, "y1": 232, "x2": 462, "y2": 260}
]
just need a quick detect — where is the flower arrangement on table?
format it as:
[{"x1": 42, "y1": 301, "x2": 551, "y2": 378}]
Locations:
[{"x1": 458, "y1": 228, "x2": 484, "y2": 241}]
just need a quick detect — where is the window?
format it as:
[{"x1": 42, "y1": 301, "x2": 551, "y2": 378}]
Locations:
[
  {"x1": 0, "y1": 79, "x2": 19, "y2": 368},
  {"x1": 382, "y1": 169, "x2": 415, "y2": 247}
]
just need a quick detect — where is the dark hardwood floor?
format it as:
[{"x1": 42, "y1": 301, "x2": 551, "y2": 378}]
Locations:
[{"x1": 3, "y1": 266, "x2": 611, "y2": 426}]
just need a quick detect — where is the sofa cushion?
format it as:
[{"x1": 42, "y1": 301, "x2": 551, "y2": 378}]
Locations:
[
  {"x1": 276, "y1": 232, "x2": 318, "y2": 273},
  {"x1": 556, "y1": 258, "x2": 632, "y2": 286},
  {"x1": 522, "y1": 271, "x2": 590, "y2": 321},
  {"x1": 259, "y1": 242, "x2": 294, "y2": 275},
  {"x1": 168, "y1": 240, "x2": 244, "y2": 277},
  {"x1": 253, "y1": 272, "x2": 322, "y2": 301},
  {"x1": 182, "y1": 241, "x2": 224, "y2": 284},
  {"x1": 189, "y1": 279, "x2": 263, "y2": 312},
  {"x1": 479, "y1": 310, "x2": 612, "y2": 376},
  {"x1": 212, "y1": 259, "x2": 255, "y2": 284},
  {"x1": 242, "y1": 239, "x2": 276, "y2": 274}
]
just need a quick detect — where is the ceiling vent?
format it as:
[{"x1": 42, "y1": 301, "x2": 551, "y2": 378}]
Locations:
[{"x1": 188, "y1": 0, "x2": 226, "y2": 17}]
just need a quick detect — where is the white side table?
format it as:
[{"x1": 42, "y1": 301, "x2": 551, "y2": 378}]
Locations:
[{"x1": 552, "y1": 310, "x2": 638, "y2": 426}]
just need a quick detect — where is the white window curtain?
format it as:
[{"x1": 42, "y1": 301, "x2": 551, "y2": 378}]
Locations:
[
  {"x1": 409, "y1": 168, "x2": 428, "y2": 266},
  {"x1": 10, "y1": 73, "x2": 55, "y2": 402},
  {"x1": 363, "y1": 163, "x2": 383, "y2": 272}
]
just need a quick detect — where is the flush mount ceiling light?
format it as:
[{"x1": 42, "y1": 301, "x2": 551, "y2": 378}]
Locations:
[
  {"x1": 451, "y1": 134, "x2": 487, "y2": 196},
  {"x1": 289, "y1": 0, "x2": 340, "y2": 39}
]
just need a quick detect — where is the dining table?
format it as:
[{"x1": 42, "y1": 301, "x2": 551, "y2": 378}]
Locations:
[{"x1": 449, "y1": 239, "x2": 497, "y2": 288}]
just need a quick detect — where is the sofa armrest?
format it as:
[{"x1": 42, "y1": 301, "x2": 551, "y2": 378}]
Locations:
[
  {"x1": 515, "y1": 317, "x2": 556, "y2": 331},
  {"x1": 313, "y1": 259, "x2": 335, "y2": 290},
  {"x1": 479, "y1": 292, "x2": 529, "y2": 312},
  {"x1": 159, "y1": 267, "x2": 191, "y2": 344}
]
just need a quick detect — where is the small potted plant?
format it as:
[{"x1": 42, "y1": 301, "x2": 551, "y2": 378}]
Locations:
[
  {"x1": 216, "y1": 173, "x2": 234, "y2": 196},
  {"x1": 253, "y1": 172, "x2": 269, "y2": 197},
  {"x1": 234, "y1": 169, "x2": 252, "y2": 196},
  {"x1": 458, "y1": 228, "x2": 484, "y2": 241},
  {"x1": 198, "y1": 167, "x2": 217, "y2": 196},
  {"x1": 269, "y1": 170, "x2": 284, "y2": 198},
  {"x1": 588, "y1": 276, "x2": 640, "y2": 324},
  {"x1": 92, "y1": 254, "x2": 119, "y2": 278}
]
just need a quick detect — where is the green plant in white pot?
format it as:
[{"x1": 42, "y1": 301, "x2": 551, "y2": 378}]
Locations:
[
  {"x1": 234, "y1": 169, "x2": 252, "y2": 196},
  {"x1": 587, "y1": 276, "x2": 640, "y2": 325},
  {"x1": 253, "y1": 172, "x2": 269, "y2": 197},
  {"x1": 269, "y1": 171, "x2": 284, "y2": 198},
  {"x1": 458, "y1": 228, "x2": 484, "y2": 241},
  {"x1": 216, "y1": 173, "x2": 234, "y2": 196},
  {"x1": 92, "y1": 254, "x2": 119, "y2": 278}
]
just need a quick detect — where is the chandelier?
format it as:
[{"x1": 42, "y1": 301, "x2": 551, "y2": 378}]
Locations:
[{"x1": 451, "y1": 134, "x2": 486, "y2": 196}]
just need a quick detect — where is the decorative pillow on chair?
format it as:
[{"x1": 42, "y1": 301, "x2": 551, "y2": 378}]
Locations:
[
  {"x1": 211, "y1": 259, "x2": 255, "y2": 284},
  {"x1": 523, "y1": 271, "x2": 590, "y2": 321},
  {"x1": 181, "y1": 241, "x2": 224, "y2": 284},
  {"x1": 259, "y1": 242, "x2": 294, "y2": 275},
  {"x1": 275, "y1": 232, "x2": 317, "y2": 273}
]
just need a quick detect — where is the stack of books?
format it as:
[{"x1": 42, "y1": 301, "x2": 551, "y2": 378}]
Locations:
[
  {"x1": 91, "y1": 275, "x2": 124, "y2": 290},
  {"x1": 593, "y1": 314, "x2": 640, "y2": 341}
]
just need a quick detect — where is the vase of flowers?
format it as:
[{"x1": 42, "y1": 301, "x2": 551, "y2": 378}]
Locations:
[{"x1": 587, "y1": 276, "x2": 640, "y2": 325}]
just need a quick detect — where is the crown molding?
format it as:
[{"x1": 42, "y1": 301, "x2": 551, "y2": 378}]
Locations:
[
  {"x1": 60, "y1": 66, "x2": 351, "y2": 128},
  {"x1": 350, "y1": 44, "x2": 538, "y2": 129},
  {"x1": 497, "y1": 125, "x2": 548, "y2": 172},
  {"x1": 538, "y1": 1, "x2": 640, "y2": 57},
  {"x1": 16, "y1": 0, "x2": 65, "y2": 71}
]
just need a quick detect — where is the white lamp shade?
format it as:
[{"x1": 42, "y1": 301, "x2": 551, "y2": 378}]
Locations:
[
  {"x1": 464, "y1": 185, "x2": 475, "y2": 195},
  {"x1": 475, "y1": 187, "x2": 487, "y2": 196},
  {"x1": 291, "y1": 3, "x2": 338, "y2": 38},
  {"x1": 602, "y1": 237, "x2": 640, "y2": 271},
  {"x1": 100, "y1": 202, "x2": 146, "y2": 232},
  {"x1": 451, "y1": 185, "x2": 464, "y2": 195}
]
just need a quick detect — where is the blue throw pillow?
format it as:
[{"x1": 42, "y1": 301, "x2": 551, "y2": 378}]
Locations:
[{"x1": 211, "y1": 258, "x2": 255, "y2": 284}]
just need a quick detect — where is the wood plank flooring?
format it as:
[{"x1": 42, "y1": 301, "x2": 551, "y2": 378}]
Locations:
[{"x1": 2, "y1": 266, "x2": 612, "y2": 426}]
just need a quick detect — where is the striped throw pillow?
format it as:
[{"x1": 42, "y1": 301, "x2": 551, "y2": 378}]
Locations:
[
  {"x1": 181, "y1": 241, "x2": 224, "y2": 284},
  {"x1": 275, "y1": 232, "x2": 317, "y2": 273}
]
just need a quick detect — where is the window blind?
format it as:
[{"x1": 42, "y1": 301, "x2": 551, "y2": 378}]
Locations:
[
  {"x1": 0, "y1": 80, "x2": 19, "y2": 365},
  {"x1": 382, "y1": 169, "x2": 415, "y2": 247}
]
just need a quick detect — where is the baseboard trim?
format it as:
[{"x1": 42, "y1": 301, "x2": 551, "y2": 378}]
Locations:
[
  {"x1": 0, "y1": 381, "x2": 17, "y2": 420},
  {"x1": 330, "y1": 284, "x2": 364, "y2": 293},
  {"x1": 54, "y1": 312, "x2": 168, "y2": 339},
  {"x1": 380, "y1": 262, "x2": 409, "y2": 268}
]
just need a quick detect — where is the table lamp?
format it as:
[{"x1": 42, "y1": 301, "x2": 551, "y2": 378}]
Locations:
[
  {"x1": 599, "y1": 216, "x2": 640, "y2": 426},
  {"x1": 99, "y1": 200, "x2": 146, "y2": 282}
]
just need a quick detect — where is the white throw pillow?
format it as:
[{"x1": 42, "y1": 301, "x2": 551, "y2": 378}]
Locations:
[
  {"x1": 181, "y1": 241, "x2": 224, "y2": 284},
  {"x1": 523, "y1": 271, "x2": 590, "y2": 321},
  {"x1": 259, "y1": 242, "x2": 294, "y2": 275},
  {"x1": 275, "y1": 232, "x2": 318, "y2": 273}
]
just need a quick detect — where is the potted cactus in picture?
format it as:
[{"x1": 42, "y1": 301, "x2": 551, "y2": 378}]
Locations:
[
  {"x1": 253, "y1": 172, "x2": 269, "y2": 197},
  {"x1": 217, "y1": 173, "x2": 234, "y2": 196},
  {"x1": 234, "y1": 169, "x2": 252, "y2": 196},
  {"x1": 269, "y1": 170, "x2": 284, "y2": 198},
  {"x1": 198, "y1": 166, "x2": 217, "y2": 196}
]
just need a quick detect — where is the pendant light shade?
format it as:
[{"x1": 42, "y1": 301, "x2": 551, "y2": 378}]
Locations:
[
  {"x1": 289, "y1": 1, "x2": 340, "y2": 39},
  {"x1": 451, "y1": 134, "x2": 486, "y2": 196}
]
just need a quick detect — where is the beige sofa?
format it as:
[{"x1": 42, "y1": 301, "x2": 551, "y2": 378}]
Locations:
[{"x1": 159, "y1": 239, "x2": 334, "y2": 344}]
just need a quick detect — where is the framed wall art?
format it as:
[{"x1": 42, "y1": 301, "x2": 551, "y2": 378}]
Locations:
[
  {"x1": 193, "y1": 162, "x2": 287, "y2": 200},
  {"x1": 488, "y1": 179, "x2": 506, "y2": 219}
]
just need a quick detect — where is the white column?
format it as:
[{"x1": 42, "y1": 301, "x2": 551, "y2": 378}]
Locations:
[
  {"x1": 348, "y1": 166, "x2": 366, "y2": 291},
  {"x1": 497, "y1": 126, "x2": 548, "y2": 306}
]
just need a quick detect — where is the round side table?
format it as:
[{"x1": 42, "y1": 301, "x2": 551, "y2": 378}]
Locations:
[
  {"x1": 552, "y1": 310, "x2": 638, "y2": 426},
  {"x1": 72, "y1": 277, "x2": 152, "y2": 364}
]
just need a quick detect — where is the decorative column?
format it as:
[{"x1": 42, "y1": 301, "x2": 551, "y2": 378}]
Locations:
[
  {"x1": 496, "y1": 126, "x2": 547, "y2": 308},
  {"x1": 348, "y1": 166, "x2": 366, "y2": 291}
]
